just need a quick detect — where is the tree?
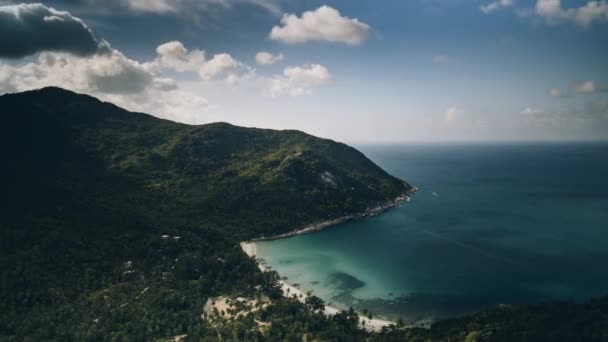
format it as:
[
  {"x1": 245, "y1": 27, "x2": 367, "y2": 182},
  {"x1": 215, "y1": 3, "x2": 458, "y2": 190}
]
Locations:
[{"x1": 306, "y1": 295, "x2": 325, "y2": 312}]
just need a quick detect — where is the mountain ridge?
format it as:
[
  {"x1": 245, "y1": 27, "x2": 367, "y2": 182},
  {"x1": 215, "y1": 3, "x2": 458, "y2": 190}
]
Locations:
[{"x1": 1, "y1": 86, "x2": 412, "y2": 238}]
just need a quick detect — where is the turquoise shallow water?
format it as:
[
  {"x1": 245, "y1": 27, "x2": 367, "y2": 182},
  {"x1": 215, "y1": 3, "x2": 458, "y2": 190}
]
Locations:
[{"x1": 256, "y1": 143, "x2": 608, "y2": 323}]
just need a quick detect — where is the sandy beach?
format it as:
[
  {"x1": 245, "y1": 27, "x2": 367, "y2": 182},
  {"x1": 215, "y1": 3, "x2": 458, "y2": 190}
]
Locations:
[
  {"x1": 239, "y1": 191, "x2": 419, "y2": 331},
  {"x1": 240, "y1": 241, "x2": 396, "y2": 332}
]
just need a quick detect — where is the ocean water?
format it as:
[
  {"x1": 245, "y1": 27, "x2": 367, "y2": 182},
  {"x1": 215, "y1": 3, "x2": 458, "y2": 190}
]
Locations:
[{"x1": 255, "y1": 143, "x2": 608, "y2": 323}]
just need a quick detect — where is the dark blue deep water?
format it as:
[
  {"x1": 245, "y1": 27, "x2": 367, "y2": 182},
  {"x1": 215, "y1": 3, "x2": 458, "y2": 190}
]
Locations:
[{"x1": 256, "y1": 143, "x2": 608, "y2": 323}]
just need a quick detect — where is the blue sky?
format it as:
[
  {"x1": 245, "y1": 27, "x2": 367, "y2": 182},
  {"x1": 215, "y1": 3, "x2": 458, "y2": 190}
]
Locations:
[{"x1": 1, "y1": 0, "x2": 607, "y2": 141}]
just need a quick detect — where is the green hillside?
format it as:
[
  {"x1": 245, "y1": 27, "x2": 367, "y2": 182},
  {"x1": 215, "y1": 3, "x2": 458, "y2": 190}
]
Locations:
[{"x1": 0, "y1": 87, "x2": 410, "y2": 340}]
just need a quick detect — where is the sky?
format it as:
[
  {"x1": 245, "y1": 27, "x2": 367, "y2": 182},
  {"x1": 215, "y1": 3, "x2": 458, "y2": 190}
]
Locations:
[{"x1": 0, "y1": 0, "x2": 607, "y2": 142}]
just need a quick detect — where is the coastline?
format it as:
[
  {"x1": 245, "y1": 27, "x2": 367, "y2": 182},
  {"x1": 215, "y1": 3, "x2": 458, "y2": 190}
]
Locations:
[
  {"x1": 240, "y1": 241, "x2": 395, "y2": 332},
  {"x1": 239, "y1": 189, "x2": 419, "y2": 332},
  {"x1": 250, "y1": 188, "x2": 419, "y2": 242}
]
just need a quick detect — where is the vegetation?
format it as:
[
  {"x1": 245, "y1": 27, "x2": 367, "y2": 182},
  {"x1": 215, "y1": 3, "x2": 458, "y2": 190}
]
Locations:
[{"x1": 0, "y1": 87, "x2": 606, "y2": 341}]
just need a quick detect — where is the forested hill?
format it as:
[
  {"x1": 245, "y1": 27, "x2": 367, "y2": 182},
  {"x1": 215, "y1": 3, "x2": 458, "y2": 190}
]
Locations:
[
  {"x1": 0, "y1": 87, "x2": 411, "y2": 340},
  {"x1": 2, "y1": 87, "x2": 411, "y2": 240}
]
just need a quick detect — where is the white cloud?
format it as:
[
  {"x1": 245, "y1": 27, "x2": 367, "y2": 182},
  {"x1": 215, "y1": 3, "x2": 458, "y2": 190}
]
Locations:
[
  {"x1": 548, "y1": 87, "x2": 566, "y2": 97},
  {"x1": 152, "y1": 40, "x2": 252, "y2": 82},
  {"x1": 0, "y1": 4, "x2": 268, "y2": 125},
  {"x1": 535, "y1": 0, "x2": 561, "y2": 18},
  {"x1": 255, "y1": 51, "x2": 284, "y2": 65},
  {"x1": 445, "y1": 106, "x2": 462, "y2": 122},
  {"x1": 267, "y1": 64, "x2": 333, "y2": 97},
  {"x1": 0, "y1": 11, "x2": 233, "y2": 125},
  {"x1": 283, "y1": 65, "x2": 333, "y2": 84},
  {"x1": 154, "y1": 41, "x2": 205, "y2": 72},
  {"x1": 1, "y1": 50, "x2": 157, "y2": 94},
  {"x1": 199, "y1": 53, "x2": 240, "y2": 80},
  {"x1": 520, "y1": 107, "x2": 544, "y2": 115},
  {"x1": 0, "y1": 49, "x2": 209, "y2": 123},
  {"x1": 573, "y1": 1, "x2": 608, "y2": 26},
  {"x1": 126, "y1": 0, "x2": 177, "y2": 13},
  {"x1": 572, "y1": 80, "x2": 598, "y2": 93},
  {"x1": 533, "y1": 0, "x2": 608, "y2": 27},
  {"x1": 480, "y1": 0, "x2": 513, "y2": 14},
  {"x1": 269, "y1": 5, "x2": 370, "y2": 45}
]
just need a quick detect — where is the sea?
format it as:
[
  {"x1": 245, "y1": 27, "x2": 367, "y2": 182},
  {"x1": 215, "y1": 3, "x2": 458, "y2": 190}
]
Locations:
[{"x1": 255, "y1": 143, "x2": 608, "y2": 323}]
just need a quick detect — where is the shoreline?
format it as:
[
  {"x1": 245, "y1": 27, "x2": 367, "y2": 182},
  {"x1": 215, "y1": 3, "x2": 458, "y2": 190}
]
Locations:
[
  {"x1": 240, "y1": 241, "x2": 396, "y2": 332},
  {"x1": 239, "y1": 188, "x2": 419, "y2": 332},
  {"x1": 249, "y1": 188, "x2": 419, "y2": 242}
]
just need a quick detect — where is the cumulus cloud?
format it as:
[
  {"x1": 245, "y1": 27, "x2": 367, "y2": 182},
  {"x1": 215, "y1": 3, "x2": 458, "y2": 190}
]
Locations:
[
  {"x1": 521, "y1": 107, "x2": 544, "y2": 115},
  {"x1": 548, "y1": 87, "x2": 567, "y2": 97},
  {"x1": 255, "y1": 51, "x2": 284, "y2": 65},
  {"x1": 269, "y1": 6, "x2": 370, "y2": 45},
  {"x1": 0, "y1": 50, "x2": 211, "y2": 120},
  {"x1": 480, "y1": 0, "x2": 513, "y2": 14},
  {"x1": 0, "y1": 3, "x2": 109, "y2": 58},
  {"x1": 153, "y1": 41, "x2": 205, "y2": 72},
  {"x1": 152, "y1": 41, "x2": 252, "y2": 83},
  {"x1": 0, "y1": 6, "x2": 247, "y2": 124},
  {"x1": 0, "y1": 5, "x2": 167, "y2": 96},
  {"x1": 199, "y1": 54, "x2": 240, "y2": 81},
  {"x1": 533, "y1": 0, "x2": 608, "y2": 27},
  {"x1": 572, "y1": 80, "x2": 599, "y2": 94},
  {"x1": 535, "y1": 0, "x2": 561, "y2": 18},
  {"x1": 267, "y1": 64, "x2": 333, "y2": 97}
]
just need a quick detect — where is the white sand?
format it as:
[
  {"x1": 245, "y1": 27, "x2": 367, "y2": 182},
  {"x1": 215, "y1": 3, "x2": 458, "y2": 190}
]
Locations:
[{"x1": 240, "y1": 241, "x2": 395, "y2": 332}]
